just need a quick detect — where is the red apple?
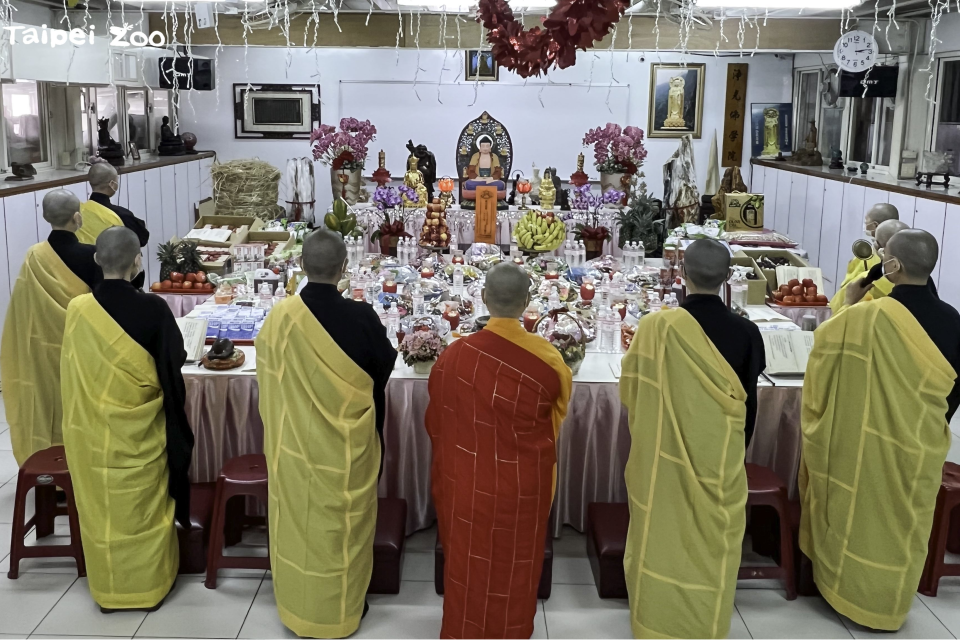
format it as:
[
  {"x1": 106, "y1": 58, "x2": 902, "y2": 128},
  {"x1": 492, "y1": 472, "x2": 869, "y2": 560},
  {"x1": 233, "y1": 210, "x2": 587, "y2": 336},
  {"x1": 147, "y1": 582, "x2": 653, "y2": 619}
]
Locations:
[
  {"x1": 802, "y1": 278, "x2": 814, "y2": 287},
  {"x1": 172, "y1": 282, "x2": 183, "y2": 289},
  {"x1": 196, "y1": 272, "x2": 207, "y2": 283},
  {"x1": 774, "y1": 291, "x2": 784, "y2": 301},
  {"x1": 160, "y1": 280, "x2": 172, "y2": 290},
  {"x1": 788, "y1": 278, "x2": 800, "y2": 287},
  {"x1": 182, "y1": 281, "x2": 194, "y2": 289},
  {"x1": 806, "y1": 286, "x2": 818, "y2": 296},
  {"x1": 185, "y1": 273, "x2": 198, "y2": 283},
  {"x1": 170, "y1": 272, "x2": 184, "y2": 283},
  {"x1": 792, "y1": 286, "x2": 803, "y2": 296},
  {"x1": 150, "y1": 282, "x2": 162, "y2": 292},
  {"x1": 816, "y1": 294, "x2": 828, "y2": 302},
  {"x1": 783, "y1": 295, "x2": 795, "y2": 303}
]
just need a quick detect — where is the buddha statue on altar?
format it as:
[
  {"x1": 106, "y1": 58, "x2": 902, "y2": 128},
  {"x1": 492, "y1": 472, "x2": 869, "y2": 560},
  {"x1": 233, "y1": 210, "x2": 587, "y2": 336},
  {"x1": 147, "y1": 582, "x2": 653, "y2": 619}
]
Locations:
[
  {"x1": 402, "y1": 155, "x2": 429, "y2": 208},
  {"x1": 456, "y1": 111, "x2": 512, "y2": 210}
]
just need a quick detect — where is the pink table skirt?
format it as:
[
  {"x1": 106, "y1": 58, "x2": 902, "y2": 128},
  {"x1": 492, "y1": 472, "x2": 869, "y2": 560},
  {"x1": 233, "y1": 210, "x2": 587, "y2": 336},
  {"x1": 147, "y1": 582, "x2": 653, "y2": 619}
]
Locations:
[
  {"x1": 155, "y1": 293, "x2": 212, "y2": 318},
  {"x1": 183, "y1": 374, "x2": 801, "y2": 536}
]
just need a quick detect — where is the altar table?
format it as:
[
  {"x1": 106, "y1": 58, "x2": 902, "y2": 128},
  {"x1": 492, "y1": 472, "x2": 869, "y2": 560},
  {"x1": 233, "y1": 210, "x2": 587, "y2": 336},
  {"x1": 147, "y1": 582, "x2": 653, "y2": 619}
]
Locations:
[{"x1": 182, "y1": 347, "x2": 803, "y2": 536}]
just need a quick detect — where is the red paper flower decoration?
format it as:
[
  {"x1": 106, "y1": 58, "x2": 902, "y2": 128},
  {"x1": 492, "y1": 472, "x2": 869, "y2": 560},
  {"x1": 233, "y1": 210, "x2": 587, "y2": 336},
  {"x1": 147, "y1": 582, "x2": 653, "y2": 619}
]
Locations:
[{"x1": 477, "y1": 0, "x2": 629, "y2": 78}]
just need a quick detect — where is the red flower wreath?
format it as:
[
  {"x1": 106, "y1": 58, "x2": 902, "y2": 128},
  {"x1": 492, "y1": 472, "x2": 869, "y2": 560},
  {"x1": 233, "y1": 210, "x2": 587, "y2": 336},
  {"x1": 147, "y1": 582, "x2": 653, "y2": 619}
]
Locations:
[{"x1": 477, "y1": 0, "x2": 629, "y2": 78}]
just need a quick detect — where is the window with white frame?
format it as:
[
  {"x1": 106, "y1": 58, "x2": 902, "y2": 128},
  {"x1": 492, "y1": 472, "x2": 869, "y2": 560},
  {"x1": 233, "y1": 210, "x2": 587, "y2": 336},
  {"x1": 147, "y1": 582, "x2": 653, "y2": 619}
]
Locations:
[
  {"x1": 933, "y1": 56, "x2": 960, "y2": 176},
  {"x1": 793, "y1": 69, "x2": 821, "y2": 152},
  {"x1": 849, "y1": 96, "x2": 896, "y2": 167},
  {"x1": 2, "y1": 80, "x2": 49, "y2": 167},
  {"x1": 123, "y1": 88, "x2": 149, "y2": 151},
  {"x1": 151, "y1": 89, "x2": 172, "y2": 151}
]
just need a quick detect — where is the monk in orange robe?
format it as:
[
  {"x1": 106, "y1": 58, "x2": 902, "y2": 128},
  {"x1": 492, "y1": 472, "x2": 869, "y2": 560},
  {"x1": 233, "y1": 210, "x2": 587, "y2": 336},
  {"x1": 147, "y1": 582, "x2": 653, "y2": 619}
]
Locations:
[{"x1": 426, "y1": 263, "x2": 572, "y2": 639}]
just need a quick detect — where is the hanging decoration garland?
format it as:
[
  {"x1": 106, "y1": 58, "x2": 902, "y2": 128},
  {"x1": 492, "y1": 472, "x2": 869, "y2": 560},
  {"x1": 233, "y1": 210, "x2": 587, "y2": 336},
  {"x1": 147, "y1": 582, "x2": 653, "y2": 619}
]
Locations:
[{"x1": 476, "y1": 0, "x2": 629, "y2": 78}]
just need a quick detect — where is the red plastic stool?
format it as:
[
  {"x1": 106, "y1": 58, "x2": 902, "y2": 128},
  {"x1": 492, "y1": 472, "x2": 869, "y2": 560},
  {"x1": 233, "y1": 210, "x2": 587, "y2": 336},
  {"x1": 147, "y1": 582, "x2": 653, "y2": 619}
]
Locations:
[
  {"x1": 7, "y1": 446, "x2": 85, "y2": 579},
  {"x1": 204, "y1": 454, "x2": 270, "y2": 589},
  {"x1": 740, "y1": 463, "x2": 797, "y2": 600},
  {"x1": 920, "y1": 462, "x2": 960, "y2": 597}
]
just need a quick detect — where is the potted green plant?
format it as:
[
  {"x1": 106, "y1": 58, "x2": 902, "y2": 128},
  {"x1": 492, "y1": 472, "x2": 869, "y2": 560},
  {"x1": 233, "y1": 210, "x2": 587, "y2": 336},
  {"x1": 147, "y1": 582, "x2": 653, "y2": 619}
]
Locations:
[{"x1": 617, "y1": 177, "x2": 664, "y2": 255}]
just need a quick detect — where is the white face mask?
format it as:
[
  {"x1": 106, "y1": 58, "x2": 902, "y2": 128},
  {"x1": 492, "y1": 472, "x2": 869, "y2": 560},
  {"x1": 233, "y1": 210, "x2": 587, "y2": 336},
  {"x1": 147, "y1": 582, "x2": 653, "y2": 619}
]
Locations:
[{"x1": 882, "y1": 257, "x2": 900, "y2": 277}]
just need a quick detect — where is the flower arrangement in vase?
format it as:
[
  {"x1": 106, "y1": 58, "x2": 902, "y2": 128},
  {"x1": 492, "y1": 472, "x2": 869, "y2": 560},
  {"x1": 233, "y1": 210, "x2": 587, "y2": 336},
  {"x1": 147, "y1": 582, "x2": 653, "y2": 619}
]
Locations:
[
  {"x1": 311, "y1": 117, "x2": 377, "y2": 205},
  {"x1": 572, "y1": 186, "x2": 622, "y2": 259},
  {"x1": 583, "y1": 123, "x2": 648, "y2": 204},
  {"x1": 399, "y1": 329, "x2": 446, "y2": 374},
  {"x1": 371, "y1": 186, "x2": 413, "y2": 255}
]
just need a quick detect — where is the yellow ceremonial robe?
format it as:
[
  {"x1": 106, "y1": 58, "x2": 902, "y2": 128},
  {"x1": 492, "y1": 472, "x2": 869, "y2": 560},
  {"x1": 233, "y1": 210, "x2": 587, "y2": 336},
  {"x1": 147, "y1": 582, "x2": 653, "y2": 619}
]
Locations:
[
  {"x1": 830, "y1": 253, "x2": 893, "y2": 312},
  {"x1": 61, "y1": 294, "x2": 178, "y2": 609},
  {"x1": 77, "y1": 199, "x2": 123, "y2": 245},
  {"x1": 800, "y1": 297, "x2": 955, "y2": 630},
  {"x1": 620, "y1": 309, "x2": 747, "y2": 639},
  {"x1": 1, "y1": 242, "x2": 90, "y2": 465},
  {"x1": 256, "y1": 296, "x2": 380, "y2": 639}
]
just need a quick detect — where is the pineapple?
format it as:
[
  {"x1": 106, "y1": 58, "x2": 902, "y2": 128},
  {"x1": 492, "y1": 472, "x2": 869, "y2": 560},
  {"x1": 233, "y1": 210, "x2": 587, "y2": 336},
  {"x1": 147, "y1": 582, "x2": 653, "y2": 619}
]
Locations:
[
  {"x1": 178, "y1": 241, "x2": 204, "y2": 275},
  {"x1": 157, "y1": 241, "x2": 180, "y2": 281}
]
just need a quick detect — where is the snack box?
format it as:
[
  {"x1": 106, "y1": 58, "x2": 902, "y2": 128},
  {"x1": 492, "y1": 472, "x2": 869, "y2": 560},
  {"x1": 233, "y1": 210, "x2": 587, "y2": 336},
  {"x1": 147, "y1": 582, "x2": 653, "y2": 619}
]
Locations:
[
  {"x1": 245, "y1": 230, "x2": 295, "y2": 255},
  {"x1": 724, "y1": 192, "x2": 764, "y2": 232},
  {"x1": 735, "y1": 249, "x2": 810, "y2": 291},
  {"x1": 190, "y1": 216, "x2": 265, "y2": 247},
  {"x1": 731, "y1": 256, "x2": 769, "y2": 306}
]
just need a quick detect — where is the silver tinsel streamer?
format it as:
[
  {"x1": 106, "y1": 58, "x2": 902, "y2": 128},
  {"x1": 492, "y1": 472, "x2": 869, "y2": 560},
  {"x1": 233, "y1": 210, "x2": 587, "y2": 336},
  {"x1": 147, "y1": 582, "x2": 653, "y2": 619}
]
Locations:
[{"x1": 923, "y1": 0, "x2": 950, "y2": 101}]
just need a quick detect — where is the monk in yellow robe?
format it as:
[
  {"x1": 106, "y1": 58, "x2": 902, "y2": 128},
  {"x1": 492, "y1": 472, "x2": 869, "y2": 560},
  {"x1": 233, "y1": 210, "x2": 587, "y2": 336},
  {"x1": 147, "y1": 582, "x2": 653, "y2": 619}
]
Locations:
[
  {"x1": 801, "y1": 229, "x2": 959, "y2": 631},
  {"x1": 62, "y1": 227, "x2": 193, "y2": 612},
  {"x1": 830, "y1": 202, "x2": 899, "y2": 311},
  {"x1": 621, "y1": 239, "x2": 751, "y2": 639},
  {"x1": 1, "y1": 190, "x2": 99, "y2": 465},
  {"x1": 426, "y1": 262, "x2": 571, "y2": 639},
  {"x1": 256, "y1": 229, "x2": 397, "y2": 638}
]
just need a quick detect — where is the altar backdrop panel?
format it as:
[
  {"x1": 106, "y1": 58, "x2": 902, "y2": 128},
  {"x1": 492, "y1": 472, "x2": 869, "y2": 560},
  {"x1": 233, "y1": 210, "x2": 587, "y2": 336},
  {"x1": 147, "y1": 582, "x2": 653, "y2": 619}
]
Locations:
[{"x1": 339, "y1": 81, "x2": 630, "y2": 180}]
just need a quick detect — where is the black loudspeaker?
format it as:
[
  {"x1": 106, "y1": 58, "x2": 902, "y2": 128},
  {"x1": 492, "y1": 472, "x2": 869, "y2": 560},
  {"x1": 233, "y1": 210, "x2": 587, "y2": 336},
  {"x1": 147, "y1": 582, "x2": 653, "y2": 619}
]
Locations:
[{"x1": 159, "y1": 57, "x2": 215, "y2": 91}]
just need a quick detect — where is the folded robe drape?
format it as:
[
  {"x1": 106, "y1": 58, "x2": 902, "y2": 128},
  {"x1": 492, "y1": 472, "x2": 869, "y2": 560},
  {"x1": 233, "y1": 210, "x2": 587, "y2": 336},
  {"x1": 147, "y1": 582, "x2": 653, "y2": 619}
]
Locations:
[
  {"x1": 800, "y1": 297, "x2": 955, "y2": 631},
  {"x1": 620, "y1": 308, "x2": 747, "y2": 640},
  {"x1": 426, "y1": 317, "x2": 571, "y2": 639},
  {"x1": 256, "y1": 296, "x2": 380, "y2": 639},
  {"x1": 830, "y1": 254, "x2": 893, "y2": 312},
  {"x1": 61, "y1": 294, "x2": 178, "y2": 609},
  {"x1": 1, "y1": 242, "x2": 90, "y2": 465},
  {"x1": 77, "y1": 199, "x2": 123, "y2": 245}
]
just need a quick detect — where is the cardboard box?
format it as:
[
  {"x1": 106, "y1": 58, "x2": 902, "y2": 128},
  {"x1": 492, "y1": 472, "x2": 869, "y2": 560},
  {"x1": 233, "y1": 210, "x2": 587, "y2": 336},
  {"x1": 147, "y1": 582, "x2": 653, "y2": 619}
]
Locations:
[
  {"x1": 731, "y1": 256, "x2": 769, "y2": 305},
  {"x1": 724, "y1": 192, "x2": 764, "y2": 232},
  {"x1": 246, "y1": 230, "x2": 295, "y2": 255},
  {"x1": 191, "y1": 216, "x2": 264, "y2": 247},
  {"x1": 735, "y1": 249, "x2": 810, "y2": 291}
]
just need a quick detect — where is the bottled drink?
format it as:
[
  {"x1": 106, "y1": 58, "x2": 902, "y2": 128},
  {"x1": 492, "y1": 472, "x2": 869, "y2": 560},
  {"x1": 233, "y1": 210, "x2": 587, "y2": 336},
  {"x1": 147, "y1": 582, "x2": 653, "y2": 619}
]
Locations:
[
  {"x1": 623, "y1": 242, "x2": 634, "y2": 269},
  {"x1": 636, "y1": 240, "x2": 645, "y2": 266},
  {"x1": 665, "y1": 293, "x2": 679, "y2": 309},
  {"x1": 258, "y1": 282, "x2": 274, "y2": 310},
  {"x1": 273, "y1": 284, "x2": 286, "y2": 305},
  {"x1": 600, "y1": 308, "x2": 619, "y2": 353},
  {"x1": 452, "y1": 264, "x2": 464, "y2": 297},
  {"x1": 412, "y1": 284, "x2": 425, "y2": 316},
  {"x1": 578, "y1": 240, "x2": 586, "y2": 266},
  {"x1": 387, "y1": 302, "x2": 400, "y2": 345},
  {"x1": 649, "y1": 292, "x2": 663, "y2": 313}
]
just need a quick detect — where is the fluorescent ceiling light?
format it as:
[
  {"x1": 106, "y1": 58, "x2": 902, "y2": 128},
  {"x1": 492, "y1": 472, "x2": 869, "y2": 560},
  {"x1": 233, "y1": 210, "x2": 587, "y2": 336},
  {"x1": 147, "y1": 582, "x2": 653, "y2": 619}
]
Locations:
[{"x1": 694, "y1": 0, "x2": 862, "y2": 7}]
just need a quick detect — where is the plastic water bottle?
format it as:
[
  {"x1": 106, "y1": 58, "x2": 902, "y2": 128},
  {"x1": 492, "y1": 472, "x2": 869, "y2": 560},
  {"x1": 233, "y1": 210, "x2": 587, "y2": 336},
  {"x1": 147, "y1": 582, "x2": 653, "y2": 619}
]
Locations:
[
  {"x1": 258, "y1": 282, "x2": 274, "y2": 310},
  {"x1": 600, "y1": 308, "x2": 619, "y2": 353},
  {"x1": 636, "y1": 240, "x2": 645, "y2": 266},
  {"x1": 273, "y1": 284, "x2": 286, "y2": 305},
  {"x1": 649, "y1": 292, "x2": 663, "y2": 313},
  {"x1": 578, "y1": 240, "x2": 586, "y2": 265},
  {"x1": 412, "y1": 283, "x2": 425, "y2": 316},
  {"x1": 548, "y1": 288, "x2": 562, "y2": 311},
  {"x1": 623, "y1": 242, "x2": 634, "y2": 268},
  {"x1": 387, "y1": 302, "x2": 400, "y2": 344},
  {"x1": 563, "y1": 240, "x2": 572, "y2": 264},
  {"x1": 452, "y1": 264, "x2": 464, "y2": 297},
  {"x1": 666, "y1": 293, "x2": 679, "y2": 309}
]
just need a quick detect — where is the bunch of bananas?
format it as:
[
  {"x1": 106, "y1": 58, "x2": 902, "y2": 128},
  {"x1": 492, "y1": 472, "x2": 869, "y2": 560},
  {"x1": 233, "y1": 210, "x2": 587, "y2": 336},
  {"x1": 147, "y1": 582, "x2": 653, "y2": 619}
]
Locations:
[{"x1": 514, "y1": 210, "x2": 566, "y2": 251}]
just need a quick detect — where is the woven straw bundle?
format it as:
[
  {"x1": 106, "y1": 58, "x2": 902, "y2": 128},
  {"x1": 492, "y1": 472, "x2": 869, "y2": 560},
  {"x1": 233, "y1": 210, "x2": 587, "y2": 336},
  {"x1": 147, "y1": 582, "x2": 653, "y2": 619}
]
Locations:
[{"x1": 212, "y1": 159, "x2": 285, "y2": 221}]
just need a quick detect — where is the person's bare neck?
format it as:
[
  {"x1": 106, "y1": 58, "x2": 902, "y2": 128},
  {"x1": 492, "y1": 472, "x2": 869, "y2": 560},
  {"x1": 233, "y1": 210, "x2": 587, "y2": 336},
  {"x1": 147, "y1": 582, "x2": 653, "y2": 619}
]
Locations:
[{"x1": 102, "y1": 273, "x2": 133, "y2": 282}]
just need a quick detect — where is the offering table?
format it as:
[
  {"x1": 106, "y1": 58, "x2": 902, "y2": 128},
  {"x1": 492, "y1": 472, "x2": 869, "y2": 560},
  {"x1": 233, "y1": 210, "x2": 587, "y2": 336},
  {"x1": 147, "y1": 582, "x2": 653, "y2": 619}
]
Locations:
[{"x1": 182, "y1": 346, "x2": 803, "y2": 536}]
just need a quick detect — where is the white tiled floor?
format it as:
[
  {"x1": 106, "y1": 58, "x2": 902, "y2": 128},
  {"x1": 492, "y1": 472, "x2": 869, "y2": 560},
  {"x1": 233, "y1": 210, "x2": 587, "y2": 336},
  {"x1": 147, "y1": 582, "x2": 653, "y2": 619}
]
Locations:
[{"x1": 1, "y1": 410, "x2": 959, "y2": 638}]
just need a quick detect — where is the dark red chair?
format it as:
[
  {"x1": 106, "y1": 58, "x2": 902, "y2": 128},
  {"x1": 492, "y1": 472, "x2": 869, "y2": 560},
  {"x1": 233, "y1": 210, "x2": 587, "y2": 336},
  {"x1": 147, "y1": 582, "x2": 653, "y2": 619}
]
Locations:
[
  {"x1": 920, "y1": 462, "x2": 960, "y2": 597},
  {"x1": 7, "y1": 446, "x2": 85, "y2": 579},
  {"x1": 435, "y1": 530, "x2": 554, "y2": 599},
  {"x1": 177, "y1": 483, "x2": 217, "y2": 574},
  {"x1": 586, "y1": 502, "x2": 629, "y2": 599},
  {"x1": 204, "y1": 455, "x2": 270, "y2": 589},
  {"x1": 368, "y1": 497, "x2": 408, "y2": 595},
  {"x1": 741, "y1": 463, "x2": 797, "y2": 600}
]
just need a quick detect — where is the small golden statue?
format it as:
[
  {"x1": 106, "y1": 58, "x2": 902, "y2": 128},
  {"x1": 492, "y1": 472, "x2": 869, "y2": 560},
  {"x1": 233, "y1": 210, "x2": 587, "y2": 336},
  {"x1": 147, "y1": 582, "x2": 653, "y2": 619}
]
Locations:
[
  {"x1": 403, "y1": 155, "x2": 428, "y2": 208},
  {"x1": 663, "y1": 76, "x2": 687, "y2": 128},
  {"x1": 762, "y1": 107, "x2": 781, "y2": 156},
  {"x1": 539, "y1": 169, "x2": 556, "y2": 211}
]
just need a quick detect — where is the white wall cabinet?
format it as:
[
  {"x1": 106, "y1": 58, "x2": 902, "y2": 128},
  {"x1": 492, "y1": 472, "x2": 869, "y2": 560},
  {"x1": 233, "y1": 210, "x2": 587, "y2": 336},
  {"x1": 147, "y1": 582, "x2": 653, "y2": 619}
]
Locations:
[
  {"x1": 912, "y1": 199, "x2": 947, "y2": 287},
  {"x1": 174, "y1": 164, "x2": 191, "y2": 238},
  {"x1": 802, "y1": 177, "x2": 825, "y2": 266}
]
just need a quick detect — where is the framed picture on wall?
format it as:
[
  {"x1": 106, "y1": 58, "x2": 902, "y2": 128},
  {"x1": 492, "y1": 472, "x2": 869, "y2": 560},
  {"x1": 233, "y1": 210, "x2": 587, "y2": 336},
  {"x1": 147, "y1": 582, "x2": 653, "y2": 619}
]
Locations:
[
  {"x1": 750, "y1": 103, "x2": 793, "y2": 158},
  {"x1": 648, "y1": 63, "x2": 705, "y2": 138},
  {"x1": 466, "y1": 50, "x2": 499, "y2": 82}
]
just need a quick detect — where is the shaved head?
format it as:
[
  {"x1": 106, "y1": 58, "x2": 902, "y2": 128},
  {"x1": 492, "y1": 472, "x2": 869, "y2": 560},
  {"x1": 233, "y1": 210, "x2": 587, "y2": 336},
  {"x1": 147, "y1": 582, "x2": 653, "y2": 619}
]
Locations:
[
  {"x1": 42, "y1": 189, "x2": 81, "y2": 228},
  {"x1": 885, "y1": 229, "x2": 939, "y2": 281},
  {"x1": 88, "y1": 162, "x2": 118, "y2": 190},
  {"x1": 684, "y1": 239, "x2": 731, "y2": 292},
  {"x1": 483, "y1": 263, "x2": 530, "y2": 318},
  {"x1": 95, "y1": 227, "x2": 141, "y2": 277},
  {"x1": 301, "y1": 229, "x2": 347, "y2": 283},
  {"x1": 865, "y1": 203, "x2": 899, "y2": 237},
  {"x1": 875, "y1": 219, "x2": 909, "y2": 249}
]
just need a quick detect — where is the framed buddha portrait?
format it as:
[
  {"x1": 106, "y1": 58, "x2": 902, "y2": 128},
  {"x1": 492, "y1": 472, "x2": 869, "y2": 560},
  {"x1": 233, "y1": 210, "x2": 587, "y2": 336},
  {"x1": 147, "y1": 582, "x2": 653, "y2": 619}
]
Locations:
[
  {"x1": 466, "y1": 50, "x2": 499, "y2": 82},
  {"x1": 648, "y1": 63, "x2": 705, "y2": 139}
]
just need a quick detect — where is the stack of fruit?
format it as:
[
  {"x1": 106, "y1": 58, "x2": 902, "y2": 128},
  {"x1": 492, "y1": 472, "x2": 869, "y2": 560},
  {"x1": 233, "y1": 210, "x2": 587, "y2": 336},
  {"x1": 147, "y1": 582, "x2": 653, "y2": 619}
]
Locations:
[
  {"x1": 150, "y1": 240, "x2": 215, "y2": 293},
  {"x1": 420, "y1": 198, "x2": 450, "y2": 248},
  {"x1": 515, "y1": 210, "x2": 566, "y2": 252},
  {"x1": 772, "y1": 278, "x2": 827, "y2": 306}
]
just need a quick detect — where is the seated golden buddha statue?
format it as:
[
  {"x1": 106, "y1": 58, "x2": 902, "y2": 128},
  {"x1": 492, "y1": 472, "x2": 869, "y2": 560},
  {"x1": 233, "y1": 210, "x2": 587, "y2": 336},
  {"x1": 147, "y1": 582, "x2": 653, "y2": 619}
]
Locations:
[
  {"x1": 457, "y1": 112, "x2": 511, "y2": 211},
  {"x1": 403, "y1": 155, "x2": 429, "y2": 208}
]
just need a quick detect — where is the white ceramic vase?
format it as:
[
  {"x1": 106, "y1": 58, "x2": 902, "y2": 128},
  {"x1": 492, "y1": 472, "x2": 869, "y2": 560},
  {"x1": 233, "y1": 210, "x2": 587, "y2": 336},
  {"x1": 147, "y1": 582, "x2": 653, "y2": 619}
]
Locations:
[
  {"x1": 330, "y1": 168, "x2": 364, "y2": 205},
  {"x1": 413, "y1": 360, "x2": 436, "y2": 375}
]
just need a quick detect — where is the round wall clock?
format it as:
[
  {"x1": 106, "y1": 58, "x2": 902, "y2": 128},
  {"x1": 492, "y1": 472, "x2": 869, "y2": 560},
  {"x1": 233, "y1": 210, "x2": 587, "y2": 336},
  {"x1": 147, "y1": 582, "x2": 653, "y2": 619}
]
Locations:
[{"x1": 833, "y1": 30, "x2": 878, "y2": 73}]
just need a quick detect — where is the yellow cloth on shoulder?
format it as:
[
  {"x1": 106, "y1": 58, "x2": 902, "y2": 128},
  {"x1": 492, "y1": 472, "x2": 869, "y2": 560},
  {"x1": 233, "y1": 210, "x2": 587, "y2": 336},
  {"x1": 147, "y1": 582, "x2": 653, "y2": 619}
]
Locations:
[
  {"x1": 77, "y1": 199, "x2": 123, "y2": 245},
  {"x1": 256, "y1": 296, "x2": 380, "y2": 639},
  {"x1": 620, "y1": 308, "x2": 747, "y2": 639},
  {"x1": 1, "y1": 242, "x2": 90, "y2": 465},
  {"x1": 61, "y1": 294, "x2": 178, "y2": 609},
  {"x1": 800, "y1": 297, "x2": 954, "y2": 631},
  {"x1": 830, "y1": 253, "x2": 893, "y2": 312}
]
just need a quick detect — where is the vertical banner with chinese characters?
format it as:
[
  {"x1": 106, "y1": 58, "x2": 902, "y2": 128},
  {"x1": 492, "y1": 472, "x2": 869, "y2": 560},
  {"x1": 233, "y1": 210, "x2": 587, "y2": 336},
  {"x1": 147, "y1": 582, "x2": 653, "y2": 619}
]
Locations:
[
  {"x1": 474, "y1": 186, "x2": 499, "y2": 244},
  {"x1": 722, "y1": 63, "x2": 749, "y2": 167}
]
